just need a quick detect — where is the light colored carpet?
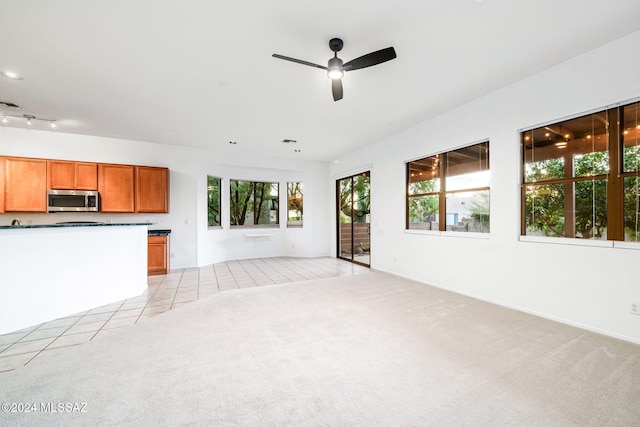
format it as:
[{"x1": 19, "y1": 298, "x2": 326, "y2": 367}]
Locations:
[{"x1": 1, "y1": 271, "x2": 639, "y2": 426}]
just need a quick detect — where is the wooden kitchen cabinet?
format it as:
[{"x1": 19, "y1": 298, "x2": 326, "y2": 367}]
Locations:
[
  {"x1": 148, "y1": 235, "x2": 169, "y2": 275},
  {"x1": 136, "y1": 166, "x2": 169, "y2": 213},
  {"x1": 4, "y1": 157, "x2": 48, "y2": 212},
  {"x1": 98, "y1": 163, "x2": 135, "y2": 213},
  {"x1": 49, "y1": 160, "x2": 98, "y2": 190}
]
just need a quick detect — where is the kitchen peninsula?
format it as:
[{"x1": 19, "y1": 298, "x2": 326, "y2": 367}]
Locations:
[{"x1": 0, "y1": 222, "x2": 149, "y2": 335}]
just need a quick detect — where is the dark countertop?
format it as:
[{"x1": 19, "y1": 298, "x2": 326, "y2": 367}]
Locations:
[
  {"x1": 148, "y1": 229, "x2": 171, "y2": 236},
  {"x1": 0, "y1": 222, "x2": 153, "y2": 230}
]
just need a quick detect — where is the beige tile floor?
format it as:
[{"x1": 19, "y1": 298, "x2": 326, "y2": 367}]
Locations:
[{"x1": 0, "y1": 257, "x2": 370, "y2": 374}]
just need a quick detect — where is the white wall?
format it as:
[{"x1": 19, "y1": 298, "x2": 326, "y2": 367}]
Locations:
[
  {"x1": 196, "y1": 159, "x2": 331, "y2": 265},
  {"x1": 0, "y1": 128, "x2": 332, "y2": 269},
  {"x1": 329, "y1": 29, "x2": 640, "y2": 344}
]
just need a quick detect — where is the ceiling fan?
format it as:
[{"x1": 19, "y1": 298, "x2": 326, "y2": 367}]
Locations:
[{"x1": 272, "y1": 38, "x2": 396, "y2": 101}]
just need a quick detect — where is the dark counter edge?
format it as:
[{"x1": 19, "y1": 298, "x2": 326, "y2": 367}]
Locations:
[
  {"x1": 0, "y1": 223, "x2": 155, "y2": 230},
  {"x1": 148, "y1": 229, "x2": 171, "y2": 236}
]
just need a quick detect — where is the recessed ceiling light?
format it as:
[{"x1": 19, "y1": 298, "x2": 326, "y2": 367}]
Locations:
[{"x1": 1, "y1": 71, "x2": 23, "y2": 80}]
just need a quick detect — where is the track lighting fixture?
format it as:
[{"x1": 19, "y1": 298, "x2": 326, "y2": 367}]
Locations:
[{"x1": 0, "y1": 113, "x2": 57, "y2": 128}]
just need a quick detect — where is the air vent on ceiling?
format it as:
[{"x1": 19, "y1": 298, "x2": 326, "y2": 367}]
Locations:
[{"x1": 0, "y1": 101, "x2": 22, "y2": 109}]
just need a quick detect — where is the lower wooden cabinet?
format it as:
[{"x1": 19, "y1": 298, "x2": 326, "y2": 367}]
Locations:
[{"x1": 148, "y1": 235, "x2": 169, "y2": 275}]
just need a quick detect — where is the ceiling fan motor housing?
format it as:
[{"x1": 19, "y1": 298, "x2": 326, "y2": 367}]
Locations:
[{"x1": 329, "y1": 38, "x2": 344, "y2": 52}]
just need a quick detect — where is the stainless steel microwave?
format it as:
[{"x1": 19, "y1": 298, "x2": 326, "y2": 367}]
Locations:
[{"x1": 47, "y1": 190, "x2": 100, "y2": 212}]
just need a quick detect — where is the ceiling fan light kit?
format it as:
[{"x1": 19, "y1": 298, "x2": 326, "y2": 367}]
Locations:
[{"x1": 273, "y1": 37, "x2": 396, "y2": 101}]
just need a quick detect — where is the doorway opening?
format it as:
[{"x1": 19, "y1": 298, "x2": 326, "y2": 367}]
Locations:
[{"x1": 337, "y1": 171, "x2": 370, "y2": 267}]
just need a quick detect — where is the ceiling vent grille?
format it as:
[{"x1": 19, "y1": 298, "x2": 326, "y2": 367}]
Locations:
[{"x1": 0, "y1": 101, "x2": 22, "y2": 109}]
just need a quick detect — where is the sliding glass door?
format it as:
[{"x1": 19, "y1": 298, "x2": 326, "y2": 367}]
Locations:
[{"x1": 337, "y1": 171, "x2": 370, "y2": 267}]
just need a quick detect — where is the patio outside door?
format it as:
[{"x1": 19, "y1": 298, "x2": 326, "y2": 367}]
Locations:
[{"x1": 337, "y1": 171, "x2": 370, "y2": 267}]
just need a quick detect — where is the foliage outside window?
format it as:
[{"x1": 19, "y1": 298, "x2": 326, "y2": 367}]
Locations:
[
  {"x1": 407, "y1": 141, "x2": 490, "y2": 232},
  {"x1": 623, "y1": 102, "x2": 640, "y2": 241},
  {"x1": 339, "y1": 174, "x2": 370, "y2": 225},
  {"x1": 207, "y1": 176, "x2": 221, "y2": 227},
  {"x1": 230, "y1": 180, "x2": 279, "y2": 227},
  {"x1": 521, "y1": 100, "x2": 640, "y2": 241},
  {"x1": 287, "y1": 182, "x2": 303, "y2": 227}
]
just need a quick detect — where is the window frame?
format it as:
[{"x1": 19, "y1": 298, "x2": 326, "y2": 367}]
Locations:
[
  {"x1": 207, "y1": 175, "x2": 222, "y2": 228},
  {"x1": 406, "y1": 140, "x2": 490, "y2": 233},
  {"x1": 229, "y1": 179, "x2": 280, "y2": 228},
  {"x1": 520, "y1": 100, "x2": 640, "y2": 241},
  {"x1": 286, "y1": 182, "x2": 303, "y2": 228}
]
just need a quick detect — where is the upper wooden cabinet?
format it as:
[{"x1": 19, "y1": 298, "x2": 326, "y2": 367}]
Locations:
[
  {"x1": 48, "y1": 160, "x2": 98, "y2": 190},
  {"x1": 4, "y1": 157, "x2": 48, "y2": 212},
  {"x1": 0, "y1": 155, "x2": 169, "y2": 214},
  {"x1": 98, "y1": 163, "x2": 135, "y2": 213},
  {"x1": 136, "y1": 166, "x2": 169, "y2": 213}
]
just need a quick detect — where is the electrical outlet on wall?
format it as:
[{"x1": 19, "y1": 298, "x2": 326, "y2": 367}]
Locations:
[{"x1": 631, "y1": 303, "x2": 640, "y2": 315}]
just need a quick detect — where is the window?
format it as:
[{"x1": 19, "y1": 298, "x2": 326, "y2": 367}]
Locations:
[
  {"x1": 407, "y1": 141, "x2": 490, "y2": 232},
  {"x1": 287, "y1": 182, "x2": 303, "y2": 227},
  {"x1": 207, "y1": 176, "x2": 221, "y2": 227},
  {"x1": 229, "y1": 180, "x2": 279, "y2": 227},
  {"x1": 623, "y1": 102, "x2": 640, "y2": 241},
  {"x1": 521, "y1": 100, "x2": 640, "y2": 241}
]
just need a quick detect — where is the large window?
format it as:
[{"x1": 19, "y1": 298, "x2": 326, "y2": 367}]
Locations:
[
  {"x1": 207, "y1": 176, "x2": 221, "y2": 227},
  {"x1": 407, "y1": 141, "x2": 490, "y2": 232},
  {"x1": 230, "y1": 180, "x2": 279, "y2": 227},
  {"x1": 287, "y1": 182, "x2": 303, "y2": 227},
  {"x1": 521, "y1": 100, "x2": 640, "y2": 241}
]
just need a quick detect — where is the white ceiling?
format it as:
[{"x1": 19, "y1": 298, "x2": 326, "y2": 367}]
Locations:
[{"x1": 2, "y1": 0, "x2": 640, "y2": 162}]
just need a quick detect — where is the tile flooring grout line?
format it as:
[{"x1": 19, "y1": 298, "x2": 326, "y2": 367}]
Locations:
[
  {"x1": 211, "y1": 262, "x2": 222, "y2": 292},
  {"x1": 1, "y1": 299, "x2": 126, "y2": 368},
  {"x1": 47, "y1": 300, "x2": 127, "y2": 359},
  {"x1": 256, "y1": 259, "x2": 292, "y2": 284},
  {"x1": 169, "y1": 269, "x2": 186, "y2": 310},
  {"x1": 249, "y1": 259, "x2": 281, "y2": 285},
  {"x1": 195, "y1": 267, "x2": 200, "y2": 300},
  {"x1": 0, "y1": 309, "x2": 90, "y2": 360},
  {"x1": 235, "y1": 259, "x2": 263, "y2": 286},
  {"x1": 132, "y1": 275, "x2": 164, "y2": 325},
  {"x1": 270, "y1": 257, "x2": 308, "y2": 281},
  {"x1": 218, "y1": 261, "x2": 240, "y2": 289}
]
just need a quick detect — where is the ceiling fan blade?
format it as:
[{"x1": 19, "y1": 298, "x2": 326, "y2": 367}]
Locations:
[
  {"x1": 332, "y1": 79, "x2": 343, "y2": 101},
  {"x1": 272, "y1": 54, "x2": 327, "y2": 70},
  {"x1": 343, "y1": 47, "x2": 396, "y2": 71}
]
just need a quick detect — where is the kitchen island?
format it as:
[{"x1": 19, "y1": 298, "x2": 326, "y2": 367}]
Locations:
[{"x1": 0, "y1": 223, "x2": 149, "y2": 335}]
